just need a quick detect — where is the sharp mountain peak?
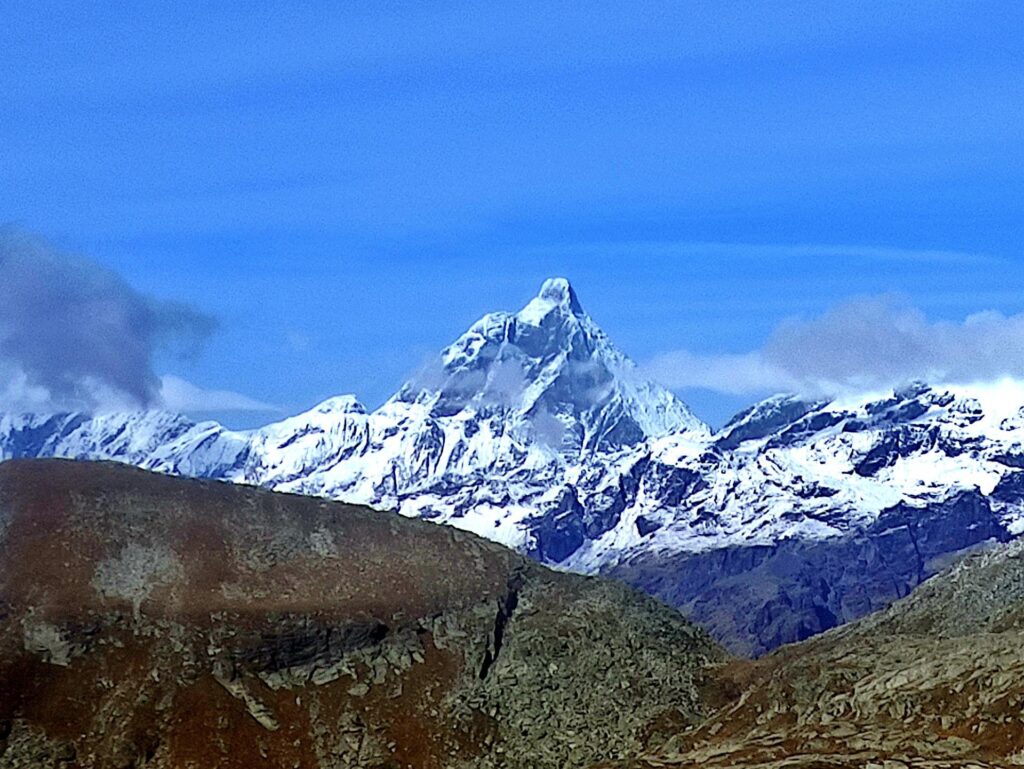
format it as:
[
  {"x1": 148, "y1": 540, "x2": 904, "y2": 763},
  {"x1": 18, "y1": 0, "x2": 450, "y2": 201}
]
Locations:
[{"x1": 518, "y1": 276, "x2": 586, "y2": 322}]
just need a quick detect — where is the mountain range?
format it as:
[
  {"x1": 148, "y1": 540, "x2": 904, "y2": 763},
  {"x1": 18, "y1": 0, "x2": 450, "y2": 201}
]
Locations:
[{"x1": 3, "y1": 277, "x2": 1023, "y2": 654}]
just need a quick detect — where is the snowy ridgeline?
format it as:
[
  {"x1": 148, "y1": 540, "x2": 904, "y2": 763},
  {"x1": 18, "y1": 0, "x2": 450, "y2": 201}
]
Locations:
[{"x1": 3, "y1": 278, "x2": 1024, "y2": 577}]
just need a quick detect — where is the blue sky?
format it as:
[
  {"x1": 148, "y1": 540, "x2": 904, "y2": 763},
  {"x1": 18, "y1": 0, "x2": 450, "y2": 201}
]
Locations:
[{"x1": 2, "y1": 1, "x2": 1023, "y2": 426}]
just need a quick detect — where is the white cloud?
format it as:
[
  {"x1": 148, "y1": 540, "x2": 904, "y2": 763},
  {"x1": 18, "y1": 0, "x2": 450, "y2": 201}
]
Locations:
[
  {"x1": 0, "y1": 364, "x2": 59, "y2": 413},
  {"x1": 645, "y1": 295, "x2": 1024, "y2": 397},
  {"x1": 645, "y1": 350, "x2": 799, "y2": 396},
  {"x1": 0, "y1": 361, "x2": 152, "y2": 414},
  {"x1": 158, "y1": 375, "x2": 282, "y2": 415}
]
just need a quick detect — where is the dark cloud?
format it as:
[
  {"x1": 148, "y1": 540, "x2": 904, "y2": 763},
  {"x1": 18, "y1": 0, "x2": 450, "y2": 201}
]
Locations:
[{"x1": 0, "y1": 229, "x2": 216, "y2": 411}]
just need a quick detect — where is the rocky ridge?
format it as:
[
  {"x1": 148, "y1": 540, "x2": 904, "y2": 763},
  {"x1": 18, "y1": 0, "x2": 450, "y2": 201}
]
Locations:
[
  {"x1": 0, "y1": 459, "x2": 724, "y2": 769},
  {"x1": 599, "y1": 536, "x2": 1024, "y2": 768}
]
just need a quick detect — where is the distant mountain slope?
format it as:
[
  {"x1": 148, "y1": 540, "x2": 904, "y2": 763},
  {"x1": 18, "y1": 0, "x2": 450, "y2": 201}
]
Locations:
[
  {"x1": 598, "y1": 537, "x2": 1024, "y2": 769},
  {"x1": 3, "y1": 280, "x2": 1024, "y2": 654},
  {"x1": 837, "y1": 534, "x2": 1024, "y2": 639},
  {"x1": 0, "y1": 459, "x2": 723, "y2": 769},
  {"x1": 605, "y1": 380, "x2": 1024, "y2": 654}
]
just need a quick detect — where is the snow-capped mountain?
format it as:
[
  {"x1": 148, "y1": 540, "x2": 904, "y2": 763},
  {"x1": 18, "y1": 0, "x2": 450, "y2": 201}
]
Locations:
[
  {"x1": 574, "y1": 379, "x2": 1024, "y2": 569},
  {"x1": 0, "y1": 278, "x2": 705, "y2": 561},
  {"x1": 4, "y1": 278, "x2": 1024, "y2": 654},
  {"x1": 604, "y1": 379, "x2": 1024, "y2": 653}
]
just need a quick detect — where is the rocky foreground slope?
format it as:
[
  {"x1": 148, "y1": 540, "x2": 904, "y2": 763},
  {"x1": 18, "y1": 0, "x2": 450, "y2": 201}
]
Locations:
[
  {"x1": 603, "y1": 537, "x2": 1024, "y2": 768},
  {"x1": 5, "y1": 279, "x2": 1024, "y2": 654},
  {"x1": 6, "y1": 458, "x2": 1024, "y2": 769},
  {"x1": 0, "y1": 459, "x2": 724, "y2": 769}
]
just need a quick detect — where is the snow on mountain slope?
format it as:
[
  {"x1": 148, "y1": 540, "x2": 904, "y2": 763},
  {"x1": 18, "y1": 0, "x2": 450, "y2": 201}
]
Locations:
[
  {"x1": 0, "y1": 410, "x2": 249, "y2": 477},
  {"x1": 572, "y1": 380, "x2": 1024, "y2": 569},
  {"x1": 392, "y1": 277, "x2": 705, "y2": 450},
  {"x1": 5, "y1": 279, "x2": 1024, "y2": 651}
]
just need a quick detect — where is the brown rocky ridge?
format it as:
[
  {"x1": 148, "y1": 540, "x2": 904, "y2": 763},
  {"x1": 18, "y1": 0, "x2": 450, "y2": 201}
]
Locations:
[
  {"x1": 598, "y1": 535, "x2": 1024, "y2": 769},
  {"x1": 0, "y1": 459, "x2": 725, "y2": 769}
]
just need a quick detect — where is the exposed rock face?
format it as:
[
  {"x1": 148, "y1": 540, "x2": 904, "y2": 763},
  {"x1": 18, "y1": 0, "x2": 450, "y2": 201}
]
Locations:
[
  {"x1": 0, "y1": 459, "x2": 723, "y2": 769},
  {"x1": 596, "y1": 537, "x2": 1024, "y2": 768}
]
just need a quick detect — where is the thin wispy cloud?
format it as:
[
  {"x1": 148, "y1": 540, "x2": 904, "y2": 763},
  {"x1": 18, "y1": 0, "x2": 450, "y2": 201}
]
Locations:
[
  {"x1": 537, "y1": 240, "x2": 999, "y2": 266},
  {"x1": 158, "y1": 376, "x2": 282, "y2": 416},
  {"x1": 646, "y1": 294, "x2": 1024, "y2": 397}
]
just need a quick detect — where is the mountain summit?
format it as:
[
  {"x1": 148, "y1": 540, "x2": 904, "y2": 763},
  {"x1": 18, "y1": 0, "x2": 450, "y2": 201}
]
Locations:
[
  {"x1": 521, "y1": 276, "x2": 585, "y2": 318},
  {"x1": 395, "y1": 277, "x2": 705, "y2": 453}
]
